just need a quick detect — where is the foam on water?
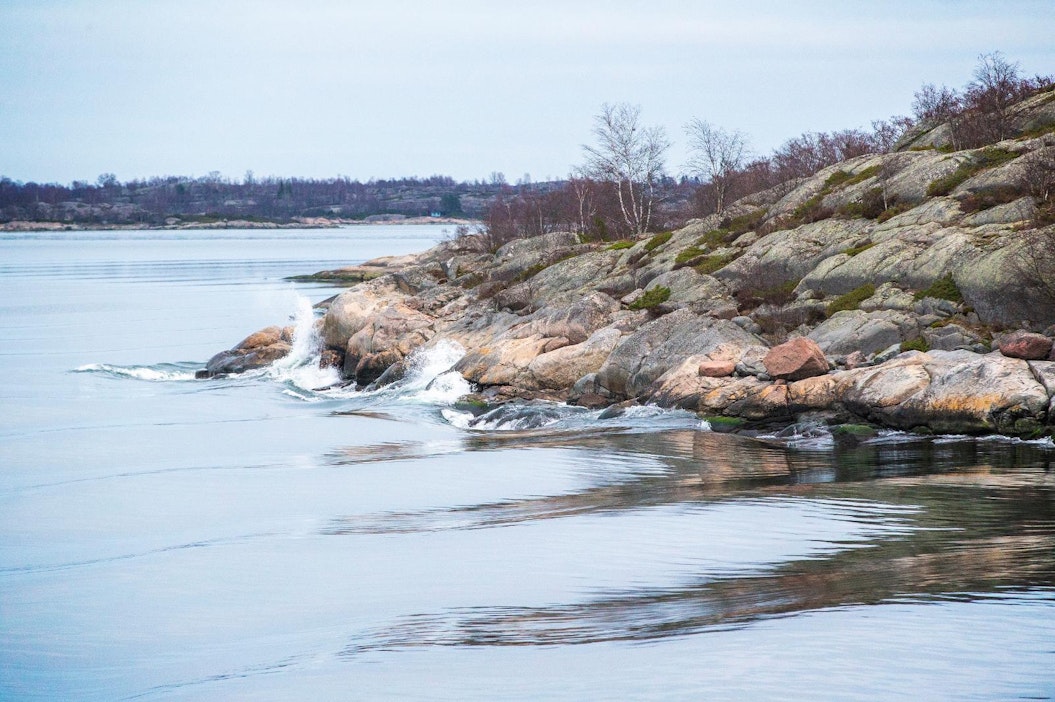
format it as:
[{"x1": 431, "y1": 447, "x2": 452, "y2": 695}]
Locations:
[{"x1": 73, "y1": 362, "x2": 199, "y2": 382}]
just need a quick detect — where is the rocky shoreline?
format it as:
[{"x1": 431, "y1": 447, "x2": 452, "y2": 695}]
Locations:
[{"x1": 200, "y1": 94, "x2": 1055, "y2": 438}]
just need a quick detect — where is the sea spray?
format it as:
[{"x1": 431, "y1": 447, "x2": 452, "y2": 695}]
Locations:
[
  {"x1": 268, "y1": 292, "x2": 340, "y2": 392},
  {"x1": 402, "y1": 341, "x2": 472, "y2": 403}
]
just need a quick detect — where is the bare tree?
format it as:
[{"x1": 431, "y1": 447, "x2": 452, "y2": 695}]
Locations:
[
  {"x1": 684, "y1": 119, "x2": 749, "y2": 215},
  {"x1": 870, "y1": 116, "x2": 915, "y2": 153},
  {"x1": 911, "y1": 83, "x2": 961, "y2": 125},
  {"x1": 568, "y1": 170, "x2": 596, "y2": 238},
  {"x1": 582, "y1": 103, "x2": 670, "y2": 236},
  {"x1": 965, "y1": 51, "x2": 1027, "y2": 142}
]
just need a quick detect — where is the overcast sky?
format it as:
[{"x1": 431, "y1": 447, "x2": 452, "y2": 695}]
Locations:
[{"x1": 2, "y1": 0, "x2": 1053, "y2": 185}]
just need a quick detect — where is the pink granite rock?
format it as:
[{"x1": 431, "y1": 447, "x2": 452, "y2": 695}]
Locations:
[
  {"x1": 763, "y1": 337, "x2": 829, "y2": 381},
  {"x1": 998, "y1": 331, "x2": 1053, "y2": 360}
]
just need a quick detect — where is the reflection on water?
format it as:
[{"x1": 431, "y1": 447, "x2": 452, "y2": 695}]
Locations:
[{"x1": 324, "y1": 427, "x2": 1055, "y2": 657}]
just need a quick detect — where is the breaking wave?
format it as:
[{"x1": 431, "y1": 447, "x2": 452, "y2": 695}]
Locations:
[
  {"x1": 267, "y1": 293, "x2": 341, "y2": 394},
  {"x1": 73, "y1": 362, "x2": 200, "y2": 382}
]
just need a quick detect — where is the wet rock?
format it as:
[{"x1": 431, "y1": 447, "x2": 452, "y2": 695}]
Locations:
[
  {"x1": 362, "y1": 361, "x2": 407, "y2": 391},
  {"x1": 201, "y1": 325, "x2": 292, "y2": 377},
  {"x1": 319, "y1": 348, "x2": 344, "y2": 369},
  {"x1": 841, "y1": 350, "x2": 1049, "y2": 434},
  {"x1": 350, "y1": 349, "x2": 403, "y2": 386},
  {"x1": 763, "y1": 337, "x2": 829, "y2": 381},
  {"x1": 342, "y1": 302, "x2": 436, "y2": 382},
  {"x1": 998, "y1": 331, "x2": 1053, "y2": 360},
  {"x1": 830, "y1": 423, "x2": 878, "y2": 447}
]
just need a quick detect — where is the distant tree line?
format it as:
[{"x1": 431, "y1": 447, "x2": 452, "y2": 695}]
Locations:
[{"x1": 0, "y1": 172, "x2": 503, "y2": 225}]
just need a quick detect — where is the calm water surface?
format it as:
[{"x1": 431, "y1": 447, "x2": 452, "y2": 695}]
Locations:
[{"x1": 1, "y1": 227, "x2": 1053, "y2": 701}]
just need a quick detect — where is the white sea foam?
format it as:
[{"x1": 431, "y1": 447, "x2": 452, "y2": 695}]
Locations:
[
  {"x1": 402, "y1": 341, "x2": 472, "y2": 403},
  {"x1": 440, "y1": 408, "x2": 475, "y2": 429},
  {"x1": 74, "y1": 363, "x2": 198, "y2": 382},
  {"x1": 267, "y1": 293, "x2": 340, "y2": 392}
]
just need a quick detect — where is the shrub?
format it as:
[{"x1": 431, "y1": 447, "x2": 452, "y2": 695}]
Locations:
[
  {"x1": 791, "y1": 193, "x2": 832, "y2": 224},
  {"x1": 674, "y1": 245, "x2": 707, "y2": 266},
  {"x1": 876, "y1": 203, "x2": 913, "y2": 222},
  {"x1": 926, "y1": 147, "x2": 1022, "y2": 197},
  {"x1": 721, "y1": 208, "x2": 767, "y2": 236},
  {"x1": 458, "y1": 272, "x2": 485, "y2": 289},
  {"x1": 608, "y1": 240, "x2": 635, "y2": 250},
  {"x1": 735, "y1": 279, "x2": 800, "y2": 308},
  {"x1": 512, "y1": 262, "x2": 548, "y2": 283},
  {"x1": 900, "y1": 337, "x2": 930, "y2": 352},
  {"x1": 914, "y1": 274, "x2": 963, "y2": 303},
  {"x1": 644, "y1": 231, "x2": 673, "y2": 252},
  {"x1": 628, "y1": 285, "x2": 671, "y2": 310},
  {"x1": 825, "y1": 165, "x2": 881, "y2": 191},
  {"x1": 696, "y1": 229, "x2": 726, "y2": 248},
  {"x1": 838, "y1": 188, "x2": 891, "y2": 220},
  {"x1": 697, "y1": 209, "x2": 767, "y2": 247},
  {"x1": 694, "y1": 253, "x2": 736, "y2": 275},
  {"x1": 957, "y1": 185, "x2": 1023, "y2": 212},
  {"x1": 824, "y1": 170, "x2": 855, "y2": 189},
  {"x1": 826, "y1": 283, "x2": 876, "y2": 316}
]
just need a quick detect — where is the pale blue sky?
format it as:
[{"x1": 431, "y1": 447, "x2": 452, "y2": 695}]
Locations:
[{"x1": 1, "y1": 0, "x2": 1053, "y2": 184}]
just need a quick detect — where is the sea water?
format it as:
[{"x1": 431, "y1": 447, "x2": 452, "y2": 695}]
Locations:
[{"x1": 1, "y1": 227, "x2": 1053, "y2": 701}]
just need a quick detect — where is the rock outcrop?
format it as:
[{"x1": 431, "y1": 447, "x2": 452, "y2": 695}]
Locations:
[
  {"x1": 202, "y1": 92, "x2": 1055, "y2": 437},
  {"x1": 199, "y1": 325, "x2": 293, "y2": 378}
]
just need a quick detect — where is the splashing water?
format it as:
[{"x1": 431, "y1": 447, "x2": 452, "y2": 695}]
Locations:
[
  {"x1": 402, "y1": 341, "x2": 472, "y2": 403},
  {"x1": 268, "y1": 293, "x2": 340, "y2": 392}
]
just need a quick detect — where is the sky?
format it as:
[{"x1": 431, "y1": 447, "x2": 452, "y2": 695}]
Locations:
[{"x1": 2, "y1": 0, "x2": 1054, "y2": 185}]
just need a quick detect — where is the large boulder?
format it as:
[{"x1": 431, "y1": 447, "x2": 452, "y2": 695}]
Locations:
[
  {"x1": 450, "y1": 294, "x2": 623, "y2": 391},
  {"x1": 841, "y1": 350, "x2": 1049, "y2": 433},
  {"x1": 808, "y1": 310, "x2": 920, "y2": 357},
  {"x1": 648, "y1": 362, "x2": 789, "y2": 420},
  {"x1": 998, "y1": 331, "x2": 1053, "y2": 360},
  {"x1": 343, "y1": 302, "x2": 436, "y2": 383},
  {"x1": 508, "y1": 292, "x2": 620, "y2": 344},
  {"x1": 641, "y1": 267, "x2": 737, "y2": 317},
  {"x1": 763, "y1": 337, "x2": 829, "y2": 381},
  {"x1": 527, "y1": 327, "x2": 624, "y2": 391},
  {"x1": 321, "y1": 279, "x2": 407, "y2": 350},
  {"x1": 201, "y1": 325, "x2": 293, "y2": 377},
  {"x1": 593, "y1": 308, "x2": 767, "y2": 399}
]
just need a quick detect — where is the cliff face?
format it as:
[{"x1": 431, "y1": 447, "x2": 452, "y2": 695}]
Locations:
[{"x1": 205, "y1": 94, "x2": 1055, "y2": 436}]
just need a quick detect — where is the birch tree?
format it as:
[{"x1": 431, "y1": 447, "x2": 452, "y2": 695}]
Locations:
[
  {"x1": 582, "y1": 103, "x2": 670, "y2": 236},
  {"x1": 684, "y1": 119, "x2": 748, "y2": 216}
]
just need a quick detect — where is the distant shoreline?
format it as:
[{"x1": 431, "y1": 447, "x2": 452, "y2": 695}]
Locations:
[{"x1": 0, "y1": 215, "x2": 479, "y2": 232}]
